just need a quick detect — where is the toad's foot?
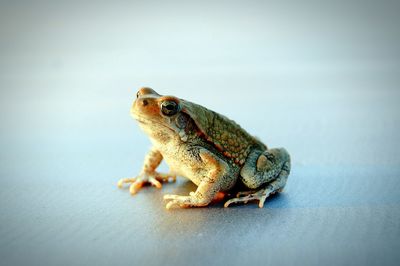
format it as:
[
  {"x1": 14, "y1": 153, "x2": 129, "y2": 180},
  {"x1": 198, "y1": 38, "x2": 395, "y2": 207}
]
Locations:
[
  {"x1": 226, "y1": 148, "x2": 290, "y2": 208},
  {"x1": 117, "y1": 172, "x2": 176, "y2": 195},
  {"x1": 163, "y1": 192, "x2": 209, "y2": 209},
  {"x1": 235, "y1": 188, "x2": 283, "y2": 197},
  {"x1": 224, "y1": 187, "x2": 281, "y2": 208}
]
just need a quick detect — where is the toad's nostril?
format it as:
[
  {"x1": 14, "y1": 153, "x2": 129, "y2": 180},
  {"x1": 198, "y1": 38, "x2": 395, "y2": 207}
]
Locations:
[{"x1": 142, "y1": 99, "x2": 149, "y2": 106}]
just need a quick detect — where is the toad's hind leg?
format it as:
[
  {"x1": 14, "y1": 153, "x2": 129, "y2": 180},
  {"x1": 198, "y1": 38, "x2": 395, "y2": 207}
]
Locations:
[{"x1": 224, "y1": 148, "x2": 290, "y2": 208}]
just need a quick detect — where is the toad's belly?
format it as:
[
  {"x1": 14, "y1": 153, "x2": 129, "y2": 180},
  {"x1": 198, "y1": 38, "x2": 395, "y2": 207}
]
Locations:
[
  {"x1": 162, "y1": 152, "x2": 206, "y2": 186},
  {"x1": 155, "y1": 141, "x2": 206, "y2": 186}
]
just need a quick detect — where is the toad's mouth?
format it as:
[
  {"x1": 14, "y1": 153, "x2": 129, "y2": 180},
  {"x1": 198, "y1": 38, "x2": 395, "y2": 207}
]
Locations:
[
  {"x1": 130, "y1": 110, "x2": 148, "y2": 124},
  {"x1": 135, "y1": 117, "x2": 147, "y2": 125},
  {"x1": 132, "y1": 113, "x2": 177, "y2": 133}
]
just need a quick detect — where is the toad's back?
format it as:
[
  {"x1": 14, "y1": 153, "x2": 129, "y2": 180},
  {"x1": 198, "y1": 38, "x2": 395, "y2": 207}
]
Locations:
[{"x1": 180, "y1": 100, "x2": 266, "y2": 165}]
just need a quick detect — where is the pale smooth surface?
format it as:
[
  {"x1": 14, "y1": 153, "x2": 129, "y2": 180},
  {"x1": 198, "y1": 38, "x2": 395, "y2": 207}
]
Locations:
[{"x1": 1, "y1": 1, "x2": 400, "y2": 266}]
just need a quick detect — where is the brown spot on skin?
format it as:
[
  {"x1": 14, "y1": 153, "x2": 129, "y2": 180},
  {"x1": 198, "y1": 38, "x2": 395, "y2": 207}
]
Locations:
[
  {"x1": 212, "y1": 192, "x2": 226, "y2": 203},
  {"x1": 214, "y1": 143, "x2": 223, "y2": 152},
  {"x1": 224, "y1": 151, "x2": 232, "y2": 158},
  {"x1": 145, "y1": 104, "x2": 161, "y2": 116},
  {"x1": 257, "y1": 154, "x2": 268, "y2": 170}
]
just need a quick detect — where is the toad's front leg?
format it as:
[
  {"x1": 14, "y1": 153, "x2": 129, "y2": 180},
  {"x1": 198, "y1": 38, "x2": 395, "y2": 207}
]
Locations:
[
  {"x1": 163, "y1": 149, "x2": 233, "y2": 209},
  {"x1": 118, "y1": 147, "x2": 176, "y2": 195}
]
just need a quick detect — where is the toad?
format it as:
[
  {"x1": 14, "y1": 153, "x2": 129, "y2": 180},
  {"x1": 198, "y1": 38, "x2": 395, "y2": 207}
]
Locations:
[{"x1": 118, "y1": 88, "x2": 291, "y2": 209}]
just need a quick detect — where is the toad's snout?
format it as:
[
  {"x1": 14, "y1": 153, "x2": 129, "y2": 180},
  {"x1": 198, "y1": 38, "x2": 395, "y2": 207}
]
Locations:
[
  {"x1": 131, "y1": 95, "x2": 161, "y2": 119},
  {"x1": 137, "y1": 98, "x2": 149, "y2": 107},
  {"x1": 137, "y1": 87, "x2": 160, "y2": 98},
  {"x1": 132, "y1": 87, "x2": 161, "y2": 113}
]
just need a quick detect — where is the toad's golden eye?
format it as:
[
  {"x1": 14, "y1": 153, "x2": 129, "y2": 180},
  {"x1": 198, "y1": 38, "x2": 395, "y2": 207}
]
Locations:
[{"x1": 161, "y1": 100, "x2": 179, "y2": 116}]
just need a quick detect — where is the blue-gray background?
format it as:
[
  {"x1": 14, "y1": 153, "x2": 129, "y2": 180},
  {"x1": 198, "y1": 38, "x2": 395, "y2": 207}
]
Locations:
[{"x1": 1, "y1": 0, "x2": 399, "y2": 265}]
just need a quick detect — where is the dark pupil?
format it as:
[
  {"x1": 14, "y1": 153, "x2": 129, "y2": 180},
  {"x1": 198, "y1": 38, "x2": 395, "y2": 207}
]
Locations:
[{"x1": 162, "y1": 101, "x2": 178, "y2": 115}]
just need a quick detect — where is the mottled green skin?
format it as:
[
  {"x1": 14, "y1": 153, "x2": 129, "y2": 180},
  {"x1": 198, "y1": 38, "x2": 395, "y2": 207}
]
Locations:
[
  {"x1": 180, "y1": 100, "x2": 267, "y2": 165},
  {"x1": 172, "y1": 111, "x2": 242, "y2": 191}
]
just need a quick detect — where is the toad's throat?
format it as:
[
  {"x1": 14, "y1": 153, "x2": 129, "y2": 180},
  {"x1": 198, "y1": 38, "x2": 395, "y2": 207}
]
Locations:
[{"x1": 133, "y1": 114, "x2": 177, "y2": 134}]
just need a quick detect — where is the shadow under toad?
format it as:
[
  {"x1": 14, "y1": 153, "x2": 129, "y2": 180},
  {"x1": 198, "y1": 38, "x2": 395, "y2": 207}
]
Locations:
[{"x1": 139, "y1": 177, "x2": 291, "y2": 238}]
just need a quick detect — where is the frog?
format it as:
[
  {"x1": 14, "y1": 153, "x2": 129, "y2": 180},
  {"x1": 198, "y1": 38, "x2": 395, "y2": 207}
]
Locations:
[{"x1": 117, "y1": 87, "x2": 291, "y2": 209}]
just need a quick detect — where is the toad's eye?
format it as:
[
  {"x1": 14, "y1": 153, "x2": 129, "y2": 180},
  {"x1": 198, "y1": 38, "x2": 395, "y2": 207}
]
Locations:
[{"x1": 161, "y1": 101, "x2": 179, "y2": 116}]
